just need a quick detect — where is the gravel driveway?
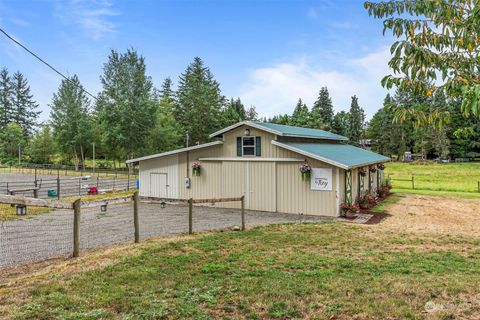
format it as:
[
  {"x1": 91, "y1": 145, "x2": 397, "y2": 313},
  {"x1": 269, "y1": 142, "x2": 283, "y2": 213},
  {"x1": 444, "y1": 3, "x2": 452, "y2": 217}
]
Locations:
[{"x1": 0, "y1": 202, "x2": 333, "y2": 269}]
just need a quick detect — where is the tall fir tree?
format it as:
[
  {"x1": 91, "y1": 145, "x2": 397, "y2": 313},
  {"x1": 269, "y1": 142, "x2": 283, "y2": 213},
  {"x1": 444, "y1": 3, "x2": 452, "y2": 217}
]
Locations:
[
  {"x1": 149, "y1": 77, "x2": 182, "y2": 153},
  {"x1": 310, "y1": 87, "x2": 334, "y2": 130},
  {"x1": 289, "y1": 98, "x2": 309, "y2": 127},
  {"x1": 96, "y1": 48, "x2": 157, "y2": 159},
  {"x1": 50, "y1": 75, "x2": 92, "y2": 166},
  {"x1": 11, "y1": 71, "x2": 40, "y2": 136},
  {"x1": 347, "y1": 95, "x2": 365, "y2": 146},
  {"x1": 175, "y1": 57, "x2": 225, "y2": 145},
  {"x1": 245, "y1": 105, "x2": 258, "y2": 121},
  {"x1": 331, "y1": 111, "x2": 349, "y2": 136},
  {"x1": 0, "y1": 68, "x2": 14, "y2": 128},
  {"x1": 222, "y1": 98, "x2": 246, "y2": 126}
]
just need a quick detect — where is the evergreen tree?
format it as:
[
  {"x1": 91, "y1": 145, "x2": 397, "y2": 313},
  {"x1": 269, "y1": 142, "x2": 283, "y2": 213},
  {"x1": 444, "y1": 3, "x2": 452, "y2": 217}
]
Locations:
[
  {"x1": 222, "y1": 98, "x2": 246, "y2": 126},
  {"x1": 149, "y1": 78, "x2": 182, "y2": 153},
  {"x1": 96, "y1": 48, "x2": 157, "y2": 159},
  {"x1": 289, "y1": 98, "x2": 309, "y2": 127},
  {"x1": 347, "y1": 95, "x2": 365, "y2": 146},
  {"x1": 0, "y1": 122, "x2": 25, "y2": 162},
  {"x1": 245, "y1": 106, "x2": 258, "y2": 121},
  {"x1": 270, "y1": 114, "x2": 290, "y2": 125},
  {"x1": 27, "y1": 125, "x2": 55, "y2": 164},
  {"x1": 175, "y1": 57, "x2": 225, "y2": 145},
  {"x1": 310, "y1": 87, "x2": 334, "y2": 130},
  {"x1": 0, "y1": 68, "x2": 13, "y2": 128},
  {"x1": 50, "y1": 75, "x2": 92, "y2": 167},
  {"x1": 331, "y1": 111, "x2": 349, "y2": 136},
  {"x1": 11, "y1": 71, "x2": 40, "y2": 135}
]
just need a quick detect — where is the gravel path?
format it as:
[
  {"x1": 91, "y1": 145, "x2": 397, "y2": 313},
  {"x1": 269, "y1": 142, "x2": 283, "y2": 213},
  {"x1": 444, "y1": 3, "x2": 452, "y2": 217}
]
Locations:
[{"x1": 0, "y1": 202, "x2": 333, "y2": 269}]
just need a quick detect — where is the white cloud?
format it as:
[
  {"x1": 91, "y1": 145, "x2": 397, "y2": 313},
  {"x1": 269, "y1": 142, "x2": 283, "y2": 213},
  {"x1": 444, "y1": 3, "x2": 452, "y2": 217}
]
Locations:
[
  {"x1": 55, "y1": 0, "x2": 120, "y2": 40},
  {"x1": 236, "y1": 48, "x2": 393, "y2": 120}
]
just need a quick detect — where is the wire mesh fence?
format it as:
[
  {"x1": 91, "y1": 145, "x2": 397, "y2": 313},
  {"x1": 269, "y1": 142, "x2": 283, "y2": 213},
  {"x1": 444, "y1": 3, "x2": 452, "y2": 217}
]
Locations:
[
  {"x1": 0, "y1": 175, "x2": 137, "y2": 199},
  {"x1": 0, "y1": 194, "x2": 329, "y2": 270},
  {"x1": 0, "y1": 163, "x2": 138, "y2": 177}
]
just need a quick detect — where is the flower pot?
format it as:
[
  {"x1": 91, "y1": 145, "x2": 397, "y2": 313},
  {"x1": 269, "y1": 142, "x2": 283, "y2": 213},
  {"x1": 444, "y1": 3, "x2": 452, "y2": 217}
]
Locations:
[
  {"x1": 345, "y1": 210, "x2": 357, "y2": 218},
  {"x1": 301, "y1": 171, "x2": 311, "y2": 181},
  {"x1": 192, "y1": 167, "x2": 200, "y2": 176}
]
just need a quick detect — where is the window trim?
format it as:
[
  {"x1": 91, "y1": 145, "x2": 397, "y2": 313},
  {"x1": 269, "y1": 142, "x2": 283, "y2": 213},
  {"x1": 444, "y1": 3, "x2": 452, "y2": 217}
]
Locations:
[{"x1": 241, "y1": 136, "x2": 257, "y2": 157}]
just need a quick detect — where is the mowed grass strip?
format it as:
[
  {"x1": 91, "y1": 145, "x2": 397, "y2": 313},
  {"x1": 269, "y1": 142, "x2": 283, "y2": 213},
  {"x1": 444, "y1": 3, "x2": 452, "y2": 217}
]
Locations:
[
  {"x1": 0, "y1": 204, "x2": 51, "y2": 221},
  {"x1": 16, "y1": 223, "x2": 480, "y2": 319},
  {"x1": 385, "y1": 162, "x2": 480, "y2": 198}
]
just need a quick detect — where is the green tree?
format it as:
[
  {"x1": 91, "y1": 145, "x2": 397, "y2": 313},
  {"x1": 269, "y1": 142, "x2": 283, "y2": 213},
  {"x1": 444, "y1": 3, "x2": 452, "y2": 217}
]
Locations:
[
  {"x1": 27, "y1": 125, "x2": 55, "y2": 164},
  {"x1": 0, "y1": 122, "x2": 25, "y2": 162},
  {"x1": 365, "y1": 0, "x2": 480, "y2": 123},
  {"x1": 149, "y1": 78, "x2": 183, "y2": 153},
  {"x1": 0, "y1": 68, "x2": 13, "y2": 128},
  {"x1": 175, "y1": 57, "x2": 225, "y2": 145},
  {"x1": 289, "y1": 98, "x2": 309, "y2": 127},
  {"x1": 245, "y1": 105, "x2": 258, "y2": 121},
  {"x1": 310, "y1": 87, "x2": 334, "y2": 130},
  {"x1": 50, "y1": 75, "x2": 92, "y2": 167},
  {"x1": 347, "y1": 95, "x2": 365, "y2": 146},
  {"x1": 223, "y1": 98, "x2": 246, "y2": 126},
  {"x1": 11, "y1": 71, "x2": 40, "y2": 136},
  {"x1": 96, "y1": 48, "x2": 157, "y2": 159},
  {"x1": 331, "y1": 111, "x2": 349, "y2": 136}
]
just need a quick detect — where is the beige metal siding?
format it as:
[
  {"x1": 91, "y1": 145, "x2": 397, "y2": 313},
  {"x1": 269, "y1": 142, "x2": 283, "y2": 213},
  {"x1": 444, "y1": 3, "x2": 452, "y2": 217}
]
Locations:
[
  {"x1": 139, "y1": 154, "x2": 179, "y2": 198},
  {"x1": 247, "y1": 162, "x2": 276, "y2": 211}
]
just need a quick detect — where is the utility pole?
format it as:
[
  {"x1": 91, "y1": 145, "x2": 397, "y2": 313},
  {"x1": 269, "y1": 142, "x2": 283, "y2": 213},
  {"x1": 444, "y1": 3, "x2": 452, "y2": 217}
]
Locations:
[
  {"x1": 92, "y1": 142, "x2": 96, "y2": 174},
  {"x1": 18, "y1": 144, "x2": 21, "y2": 166},
  {"x1": 185, "y1": 131, "x2": 189, "y2": 148}
]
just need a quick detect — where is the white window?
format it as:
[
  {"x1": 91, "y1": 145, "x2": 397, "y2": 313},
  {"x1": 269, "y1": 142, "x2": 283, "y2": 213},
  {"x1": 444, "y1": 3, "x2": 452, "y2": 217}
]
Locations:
[{"x1": 242, "y1": 136, "x2": 256, "y2": 156}]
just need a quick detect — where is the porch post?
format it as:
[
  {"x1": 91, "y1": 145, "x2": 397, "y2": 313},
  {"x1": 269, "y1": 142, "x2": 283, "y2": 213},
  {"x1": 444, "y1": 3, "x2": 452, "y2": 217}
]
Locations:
[{"x1": 344, "y1": 169, "x2": 352, "y2": 204}]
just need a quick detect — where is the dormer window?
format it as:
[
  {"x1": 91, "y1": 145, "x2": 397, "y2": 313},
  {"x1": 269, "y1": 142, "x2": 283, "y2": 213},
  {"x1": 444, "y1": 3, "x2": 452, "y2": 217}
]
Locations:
[{"x1": 237, "y1": 136, "x2": 261, "y2": 157}]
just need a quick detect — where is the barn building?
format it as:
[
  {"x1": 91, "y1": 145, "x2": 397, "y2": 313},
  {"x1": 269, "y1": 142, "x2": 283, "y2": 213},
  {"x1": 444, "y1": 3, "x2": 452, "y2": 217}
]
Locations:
[{"x1": 126, "y1": 121, "x2": 389, "y2": 217}]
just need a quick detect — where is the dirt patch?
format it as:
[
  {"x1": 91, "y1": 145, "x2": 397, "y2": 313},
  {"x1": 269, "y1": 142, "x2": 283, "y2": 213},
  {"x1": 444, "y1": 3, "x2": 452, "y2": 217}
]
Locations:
[{"x1": 366, "y1": 194, "x2": 480, "y2": 238}]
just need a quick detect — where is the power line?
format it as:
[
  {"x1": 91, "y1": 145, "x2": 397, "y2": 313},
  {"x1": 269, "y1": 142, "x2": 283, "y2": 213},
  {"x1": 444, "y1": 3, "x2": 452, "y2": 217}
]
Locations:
[{"x1": 0, "y1": 26, "x2": 98, "y2": 101}]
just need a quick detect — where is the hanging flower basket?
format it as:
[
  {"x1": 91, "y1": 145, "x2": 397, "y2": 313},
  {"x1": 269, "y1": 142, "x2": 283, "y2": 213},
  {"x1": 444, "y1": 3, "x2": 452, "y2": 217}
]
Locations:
[
  {"x1": 377, "y1": 163, "x2": 385, "y2": 171},
  {"x1": 299, "y1": 163, "x2": 312, "y2": 181},
  {"x1": 369, "y1": 165, "x2": 377, "y2": 173},
  {"x1": 358, "y1": 167, "x2": 367, "y2": 177},
  {"x1": 192, "y1": 161, "x2": 201, "y2": 176}
]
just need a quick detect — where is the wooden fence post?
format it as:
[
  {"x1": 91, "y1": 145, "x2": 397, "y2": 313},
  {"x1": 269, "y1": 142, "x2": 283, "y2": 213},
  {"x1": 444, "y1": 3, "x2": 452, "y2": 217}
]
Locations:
[
  {"x1": 241, "y1": 196, "x2": 245, "y2": 231},
  {"x1": 188, "y1": 198, "x2": 193, "y2": 234},
  {"x1": 412, "y1": 175, "x2": 415, "y2": 190},
  {"x1": 133, "y1": 191, "x2": 139, "y2": 243},
  {"x1": 73, "y1": 199, "x2": 81, "y2": 257},
  {"x1": 478, "y1": 181, "x2": 479, "y2": 193}
]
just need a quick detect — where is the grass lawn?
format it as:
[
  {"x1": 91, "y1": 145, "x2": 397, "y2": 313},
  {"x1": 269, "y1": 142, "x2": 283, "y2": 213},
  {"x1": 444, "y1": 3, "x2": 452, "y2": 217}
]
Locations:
[
  {"x1": 10, "y1": 220, "x2": 480, "y2": 319},
  {"x1": 385, "y1": 162, "x2": 480, "y2": 199},
  {"x1": 0, "y1": 204, "x2": 51, "y2": 221}
]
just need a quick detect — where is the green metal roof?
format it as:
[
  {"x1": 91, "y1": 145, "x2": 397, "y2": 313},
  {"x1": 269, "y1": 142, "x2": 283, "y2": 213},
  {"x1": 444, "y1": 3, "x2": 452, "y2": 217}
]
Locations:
[
  {"x1": 252, "y1": 122, "x2": 348, "y2": 140},
  {"x1": 272, "y1": 141, "x2": 390, "y2": 169},
  {"x1": 209, "y1": 121, "x2": 348, "y2": 141}
]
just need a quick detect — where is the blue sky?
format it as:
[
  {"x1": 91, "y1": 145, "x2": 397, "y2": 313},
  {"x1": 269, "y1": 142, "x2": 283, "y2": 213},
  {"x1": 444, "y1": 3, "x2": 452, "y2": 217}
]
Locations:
[{"x1": 0, "y1": 0, "x2": 394, "y2": 122}]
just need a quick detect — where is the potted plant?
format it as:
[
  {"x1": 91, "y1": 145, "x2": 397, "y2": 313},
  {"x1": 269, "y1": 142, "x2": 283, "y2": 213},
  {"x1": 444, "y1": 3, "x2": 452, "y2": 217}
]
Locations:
[
  {"x1": 358, "y1": 167, "x2": 367, "y2": 177},
  {"x1": 377, "y1": 163, "x2": 385, "y2": 170},
  {"x1": 299, "y1": 163, "x2": 312, "y2": 181},
  {"x1": 340, "y1": 201, "x2": 359, "y2": 218},
  {"x1": 355, "y1": 190, "x2": 378, "y2": 209},
  {"x1": 369, "y1": 165, "x2": 377, "y2": 173},
  {"x1": 192, "y1": 161, "x2": 201, "y2": 176}
]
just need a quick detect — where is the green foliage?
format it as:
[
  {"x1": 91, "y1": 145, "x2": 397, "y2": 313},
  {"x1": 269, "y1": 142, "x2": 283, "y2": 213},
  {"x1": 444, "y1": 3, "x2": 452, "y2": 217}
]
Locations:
[
  {"x1": 175, "y1": 57, "x2": 225, "y2": 145},
  {"x1": 289, "y1": 98, "x2": 310, "y2": 127},
  {"x1": 310, "y1": 86, "x2": 334, "y2": 130},
  {"x1": 148, "y1": 78, "x2": 183, "y2": 153},
  {"x1": 50, "y1": 75, "x2": 93, "y2": 165},
  {"x1": 222, "y1": 98, "x2": 247, "y2": 127},
  {"x1": 96, "y1": 49, "x2": 157, "y2": 159},
  {"x1": 27, "y1": 125, "x2": 55, "y2": 164},
  {"x1": 331, "y1": 111, "x2": 349, "y2": 136},
  {"x1": 365, "y1": 0, "x2": 480, "y2": 123},
  {"x1": 11, "y1": 71, "x2": 40, "y2": 135},
  {"x1": 0, "y1": 68, "x2": 14, "y2": 128},
  {"x1": 245, "y1": 105, "x2": 258, "y2": 121},
  {"x1": 0, "y1": 122, "x2": 25, "y2": 162},
  {"x1": 347, "y1": 95, "x2": 365, "y2": 146}
]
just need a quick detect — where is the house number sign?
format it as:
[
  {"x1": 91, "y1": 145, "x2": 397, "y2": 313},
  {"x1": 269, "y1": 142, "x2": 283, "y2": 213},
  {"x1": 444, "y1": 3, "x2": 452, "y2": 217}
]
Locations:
[{"x1": 311, "y1": 168, "x2": 332, "y2": 191}]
